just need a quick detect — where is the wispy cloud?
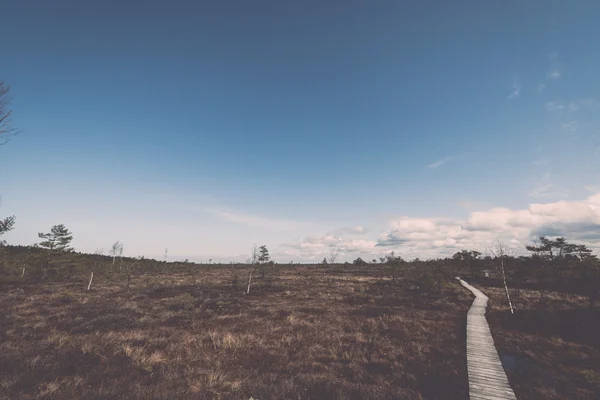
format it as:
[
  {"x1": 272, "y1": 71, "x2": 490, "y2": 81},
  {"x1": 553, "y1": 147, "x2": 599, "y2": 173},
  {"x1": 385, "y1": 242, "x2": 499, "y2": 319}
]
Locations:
[
  {"x1": 427, "y1": 155, "x2": 459, "y2": 169},
  {"x1": 529, "y1": 173, "x2": 570, "y2": 199},
  {"x1": 507, "y1": 78, "x2": 521, "y2": 100},
  {"x1": 545, "y1": 101, "x2": 565, "y2": 112},
  {"x1": 545, "y1": 98, "x2": 599, "y2": 113},
  {"x1": 207, "y1": 209, "x2": 309, "y2": 231},
  {"x1": 561, "y1": 120, "x2": 578, "y2": 131},
  {"x1": 579, "y1": 97, "x2": 600, "y2": 107},
  {"x1": 330, "y1": 226, "x2": 367, "y2": 235},
  {"x1": 537, "y1": 83, "x2": 546, "y2": 93},
  {"x1": 547, "y1": 70, "x2": 561, "y2": 79},
  {"x1": 585, "y1": 185, "x2": 600, "y2": 194},
  {"x1": 532, "y1": 158, "x2": 551, "y2": 166},
  {"x1": 568, "y1": 102, "x2": 579, "y2": 112},
  {"x1": 529, "y1": 183, "x2": 557, "y2": 198},
  {"x1": 546, "y1": 52, "x2": 561, "y2": 80}
]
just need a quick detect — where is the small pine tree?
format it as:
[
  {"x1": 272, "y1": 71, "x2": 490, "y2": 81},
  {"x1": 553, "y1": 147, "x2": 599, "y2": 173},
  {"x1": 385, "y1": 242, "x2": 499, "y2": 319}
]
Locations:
[
  {"x1": 353, "y1": 257, "x2": 366, "y2": 265},
  {"x1": 0, "y1": 215, "x2": 16, "y2": 245},
  {"x1": 258, "y1": 245, "x2": 270, "y2": 264},
  {"x1": 38, "y1": 224, "x2": 73, "y2": 252}
]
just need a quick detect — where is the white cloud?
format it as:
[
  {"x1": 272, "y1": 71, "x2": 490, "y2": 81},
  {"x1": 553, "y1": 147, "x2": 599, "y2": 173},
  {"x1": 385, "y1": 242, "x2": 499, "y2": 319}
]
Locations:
[
  {"x1": 375, "y1": 193, "x2": 600, "y2": 257},
  {"x1": 280, "y1": 234, "x2": 376, "y2": 261},
  {"x1": 427, "y1": 155, "x2": 459, "y2": 169},
  {"x1": 344, "y1": 239, "x2": 378, "y2": 252},
  {"x1": 278, "y1": 193, "x2": 600, "y2": 261},
  {"x1": 537, "y1": 83, "x2": 546, "y2": 93}
]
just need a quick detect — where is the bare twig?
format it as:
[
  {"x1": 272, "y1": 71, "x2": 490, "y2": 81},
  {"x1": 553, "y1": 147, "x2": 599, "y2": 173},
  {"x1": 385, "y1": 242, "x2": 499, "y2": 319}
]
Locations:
[{"x1": 328, "y1": 247, "x2": 340, "y2": 264}]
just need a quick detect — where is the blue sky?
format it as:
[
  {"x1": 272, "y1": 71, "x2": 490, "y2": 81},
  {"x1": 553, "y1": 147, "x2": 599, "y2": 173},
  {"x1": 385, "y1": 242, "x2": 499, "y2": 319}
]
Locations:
[{"x1": 1, "y1": 1, "x2": 600, "y2": 262}]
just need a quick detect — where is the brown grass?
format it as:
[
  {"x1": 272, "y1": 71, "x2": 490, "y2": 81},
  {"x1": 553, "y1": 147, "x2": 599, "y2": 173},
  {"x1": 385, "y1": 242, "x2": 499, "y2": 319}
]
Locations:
[
  {"x1": 0, "y1": 265, "x2": 470, "y2": 399},
  {"x1": 483, "y1": 285, "x2": 600, "y2": 400}
]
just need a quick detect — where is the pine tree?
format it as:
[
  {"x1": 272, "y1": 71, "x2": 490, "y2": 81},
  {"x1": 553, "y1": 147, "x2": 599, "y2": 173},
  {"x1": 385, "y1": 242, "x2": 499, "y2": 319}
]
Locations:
[
  {"x1": 453, "y1": 250, "x2": 481, "y2": 278},
  {"x1": 258, "y1": 245, "x2": 270, "y2": 264},
  {"x1": 0, "y1": 215, "x2": 15, "y2": 245},
  {"x1": 38, "y1": 224, "x2": 74, "y2": 252}
]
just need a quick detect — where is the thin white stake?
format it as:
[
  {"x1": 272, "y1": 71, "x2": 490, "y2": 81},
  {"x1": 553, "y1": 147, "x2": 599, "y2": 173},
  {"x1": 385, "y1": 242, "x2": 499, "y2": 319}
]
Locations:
[
  {"x1": 87, "y1": 271, "x2": 94, "y2": 291},
  {"x1": 246, "y1": 268, "x2": 255, "y2": 295}
]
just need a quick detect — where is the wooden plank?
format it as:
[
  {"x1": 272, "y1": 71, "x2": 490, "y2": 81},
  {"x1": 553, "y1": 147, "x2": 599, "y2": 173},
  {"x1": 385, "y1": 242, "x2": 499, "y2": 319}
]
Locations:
[{"x1": 456, "y1": 277, "x2": 517, "y2": 400}]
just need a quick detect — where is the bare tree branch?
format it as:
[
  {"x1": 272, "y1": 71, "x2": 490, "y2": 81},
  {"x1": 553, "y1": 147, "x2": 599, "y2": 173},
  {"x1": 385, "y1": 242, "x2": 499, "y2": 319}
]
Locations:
[
  {"x1": 328, "y1": 247, "x2": 340, "y2": 264},
  {"x1": 0, "y1": 81, "x2": 19, "y2": 145},
  {"x1": 488, "y1": 241, "x2": 515, "y2": 314}
]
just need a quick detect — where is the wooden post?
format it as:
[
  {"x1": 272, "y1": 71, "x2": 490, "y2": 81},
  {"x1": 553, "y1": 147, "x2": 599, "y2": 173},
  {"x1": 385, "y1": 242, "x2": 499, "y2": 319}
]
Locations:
[{"x1": 87, "y1": 271, "x2": 94, "y2": 291}]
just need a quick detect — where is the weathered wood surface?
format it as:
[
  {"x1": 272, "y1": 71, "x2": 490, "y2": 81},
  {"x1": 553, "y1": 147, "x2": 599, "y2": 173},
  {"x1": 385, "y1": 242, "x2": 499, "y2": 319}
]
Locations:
[{"x1": 456, "y1": 277, "x2": 517, "y2": 400}]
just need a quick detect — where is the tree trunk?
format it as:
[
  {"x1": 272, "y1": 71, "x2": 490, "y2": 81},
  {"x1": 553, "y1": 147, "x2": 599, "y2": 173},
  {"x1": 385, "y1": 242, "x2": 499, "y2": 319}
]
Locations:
[
  {"x1": 500, "y1": 257, "x2": 515, "y2": 314},
  {"x1": 246, "y1": 268, "x2": 255, "y2": 295}
]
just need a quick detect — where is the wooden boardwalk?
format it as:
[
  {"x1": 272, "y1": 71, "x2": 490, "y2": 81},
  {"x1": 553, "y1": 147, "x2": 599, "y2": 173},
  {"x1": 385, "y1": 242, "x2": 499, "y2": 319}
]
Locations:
[{"x1": 456, "y1": 277, "x2": 517, "y2": 400}]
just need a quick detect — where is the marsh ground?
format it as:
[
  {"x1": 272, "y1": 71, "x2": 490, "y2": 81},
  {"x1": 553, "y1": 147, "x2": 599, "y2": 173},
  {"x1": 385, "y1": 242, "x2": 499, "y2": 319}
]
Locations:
[{"x1": 0, "y1": 265, "x2": 471, "y2": 400}]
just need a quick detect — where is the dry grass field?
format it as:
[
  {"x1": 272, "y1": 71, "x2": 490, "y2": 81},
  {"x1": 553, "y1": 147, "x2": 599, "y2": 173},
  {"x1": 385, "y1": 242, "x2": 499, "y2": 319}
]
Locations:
[
  {"x1": 483, "y1": 285, "x2": 600, "y2": 400},
  {"x1": 0, "y1": 264, "x2": 471, "y2": 400}
]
